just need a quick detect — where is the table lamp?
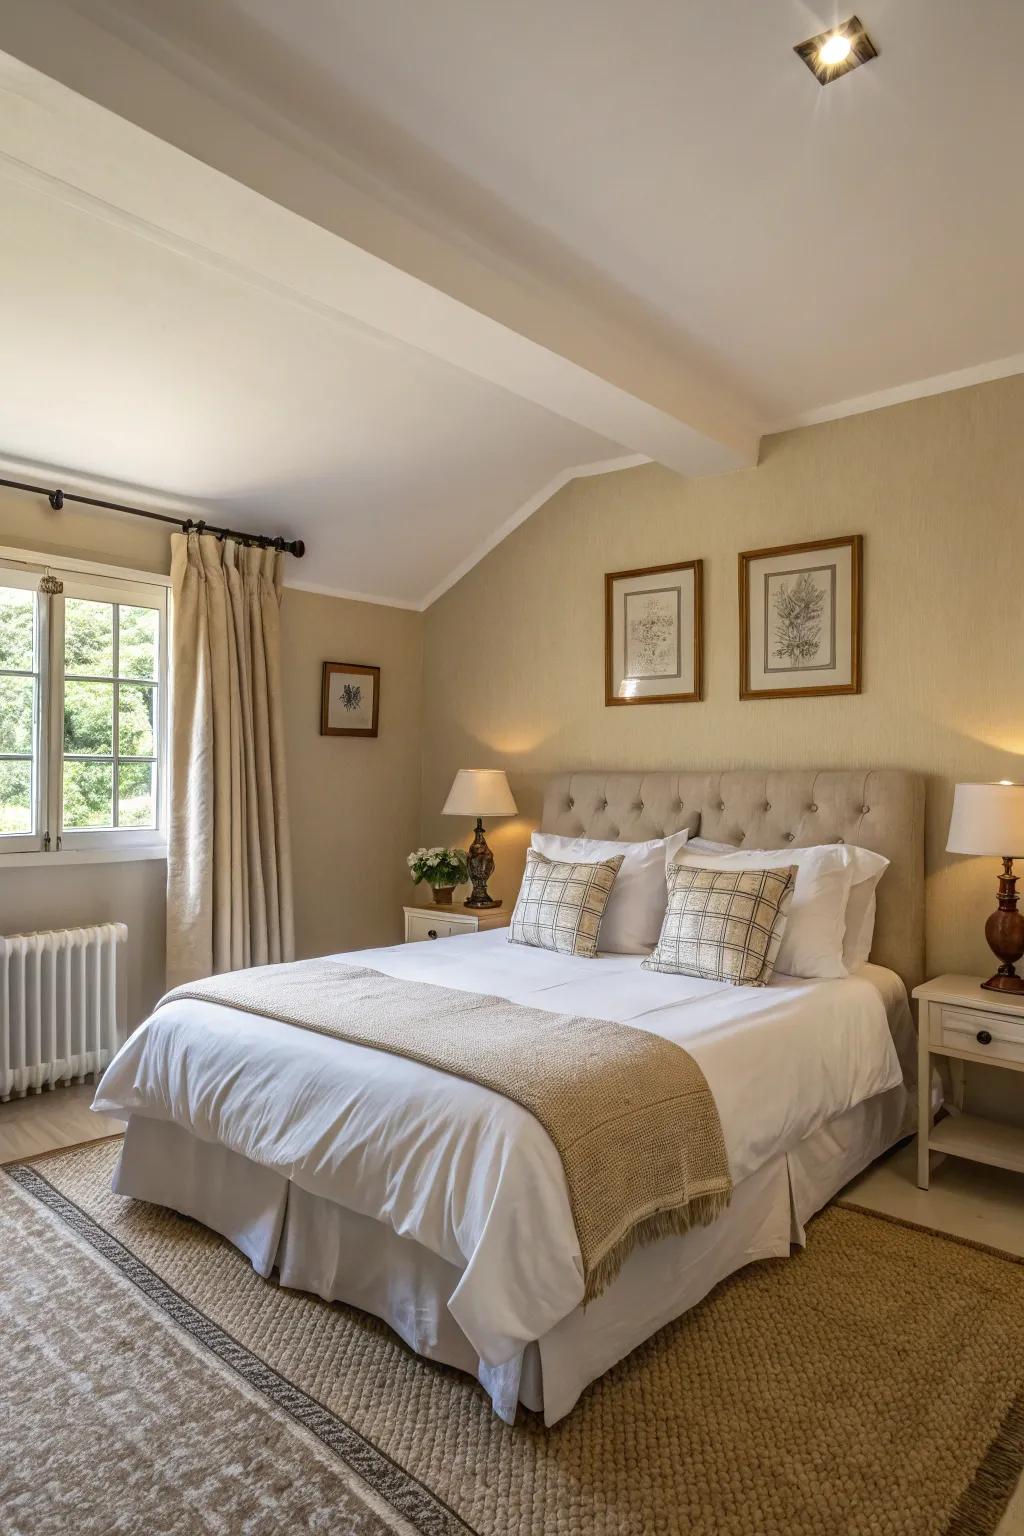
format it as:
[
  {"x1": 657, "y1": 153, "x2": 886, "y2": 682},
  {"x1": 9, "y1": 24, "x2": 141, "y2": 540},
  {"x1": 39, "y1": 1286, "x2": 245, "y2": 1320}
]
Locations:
[
  {"x1": 946, "y1": 781, "x2": 1024, "y2": 994},
  {"x1": 442, "y1": 768, "x2": 518, "y2": 909}
]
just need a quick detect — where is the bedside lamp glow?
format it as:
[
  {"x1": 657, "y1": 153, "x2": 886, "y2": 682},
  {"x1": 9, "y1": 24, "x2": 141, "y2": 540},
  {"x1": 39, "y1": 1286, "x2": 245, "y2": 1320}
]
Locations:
[
  {"x1": 946, "y1": 781, "x2": 1024, "y2": 994},
  {"x1": 442, "y1": 769, "x2": 518, "y2": 910}
]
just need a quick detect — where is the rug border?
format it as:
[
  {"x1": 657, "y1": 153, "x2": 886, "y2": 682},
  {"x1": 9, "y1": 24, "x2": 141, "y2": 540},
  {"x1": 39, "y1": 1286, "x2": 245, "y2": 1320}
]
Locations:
[
  {"x1": 946, "y1": 1388, "x2": 1024, "y2": 1536},
  {"x1": 4, "y1": 1158, "x2": 476, "y2": 1536},
  {"x1": 836, "y1": 1199, "x2": 1024, "y2": 1267}
]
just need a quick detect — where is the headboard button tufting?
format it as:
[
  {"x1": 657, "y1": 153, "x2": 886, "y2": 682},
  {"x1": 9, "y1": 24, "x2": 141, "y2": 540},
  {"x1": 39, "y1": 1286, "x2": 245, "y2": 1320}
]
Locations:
[
  {"x1": 567, "y1": 797, "x2": 574, "y2": 809},
  {"x1": 861, "y1": 805, "x2": 870, "y2": 814},
  {"x1": 809, "y1": 804, "x2": 818, "y2": 813},
  {"x1": 834, "y1": 836, "x2": 844, "y2": 843},
  {"x1": 784, "y1": 832, "x2": 795, "y2": 842},
  {"x1": 719, "y1": 802, "x2": 726, "y2": 812},
  {"x1": 764, "y1": 802, "x2": 771, "y2": 812}
]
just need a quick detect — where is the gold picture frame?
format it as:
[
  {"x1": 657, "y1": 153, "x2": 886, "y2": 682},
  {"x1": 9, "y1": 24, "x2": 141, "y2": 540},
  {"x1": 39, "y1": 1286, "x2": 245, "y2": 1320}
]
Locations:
[
  {"x1": 738, "y1": 535, "x2": 862, "y2": 700},
  {"x1": 605, "y1": 560, "x2": 703, "y2": 706}
]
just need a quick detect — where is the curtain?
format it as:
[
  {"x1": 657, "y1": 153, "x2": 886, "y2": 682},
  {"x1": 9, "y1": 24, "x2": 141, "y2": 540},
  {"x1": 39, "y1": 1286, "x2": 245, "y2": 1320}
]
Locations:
[{"x1": 166, "y1": 532, "x2": 295, "y2": 987}]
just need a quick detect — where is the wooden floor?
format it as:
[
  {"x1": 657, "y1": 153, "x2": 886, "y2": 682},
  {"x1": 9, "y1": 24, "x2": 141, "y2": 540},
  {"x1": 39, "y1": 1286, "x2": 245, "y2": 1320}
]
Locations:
[
  {"x1": 0, "y1": 1081, "x2": 123, "y2": 1164},
  {"x1": 4, "y1": 1090, "x2": 1024, "y2": 1531}
]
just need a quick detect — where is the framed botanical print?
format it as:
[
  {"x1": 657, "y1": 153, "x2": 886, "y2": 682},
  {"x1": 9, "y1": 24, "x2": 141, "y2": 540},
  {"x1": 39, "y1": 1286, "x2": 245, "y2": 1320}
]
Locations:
[
  {"x1": 738, "y1": 535, "x2": 862, "y2": 700},
  {"x1": 320, "y1": 662, "x2": 380, "y2": 736},
  {"x1": 605, "y1": 560, "x2": 703, "y2": 705}
]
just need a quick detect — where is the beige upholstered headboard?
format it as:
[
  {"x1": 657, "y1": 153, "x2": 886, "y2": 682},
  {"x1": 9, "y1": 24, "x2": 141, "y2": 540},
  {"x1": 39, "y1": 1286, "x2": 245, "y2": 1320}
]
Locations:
[{"x1": 541, "y1": 769, "x2": 925, "y2": 991}]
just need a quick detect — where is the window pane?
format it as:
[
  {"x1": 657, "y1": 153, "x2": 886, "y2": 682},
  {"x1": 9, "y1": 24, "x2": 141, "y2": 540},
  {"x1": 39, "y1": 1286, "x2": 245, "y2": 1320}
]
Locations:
[
  {"x1": 0, "y1": 588, "x2": 34, "y2": 671},
  {"x1": 65, "y1": 598, "x2": 114, "y2": 676},
  {"x1": 118, "y1": 761, "x2": 155, "y2": 827},
  {"x1": 0, "y1": 675, "x2": 34, "y2": 754},
  {"x1": 118, "y1": 683, "x2": 156, "y2": 757},
  {"x1": 118, "y1": 605, "x2": 158, "y2": 680},
  {"x1": 0, "y1": 760, "x2": 31, "y2": 834},
  {"x1": 63, "y1": 760, "x2": 113, "y2": 829},
  {"x1": 64, "y1": 680, "x2": 114, "y2": 756}
]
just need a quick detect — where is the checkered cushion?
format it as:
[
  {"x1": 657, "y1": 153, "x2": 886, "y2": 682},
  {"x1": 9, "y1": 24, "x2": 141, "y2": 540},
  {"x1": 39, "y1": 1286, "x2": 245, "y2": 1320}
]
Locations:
[
  {"x1": 642, "y1": 864, "x2": 796, "y2": 986},
  {"x1": 508, "y1": 850, "x2": 625, "y2": 958}
]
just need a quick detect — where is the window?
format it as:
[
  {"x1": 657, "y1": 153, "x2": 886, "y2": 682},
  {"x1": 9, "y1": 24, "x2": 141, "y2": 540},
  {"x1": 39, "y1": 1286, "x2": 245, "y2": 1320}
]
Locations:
[{"x1": 0, "y1": 555, "x2": 168, "y2": 858}]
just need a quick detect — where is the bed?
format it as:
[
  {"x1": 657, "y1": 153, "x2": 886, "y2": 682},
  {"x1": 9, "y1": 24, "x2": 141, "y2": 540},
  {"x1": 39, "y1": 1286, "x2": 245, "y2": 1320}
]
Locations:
[{"x1": 94, "y1": 768, "x2": 925, "y2": 1425}]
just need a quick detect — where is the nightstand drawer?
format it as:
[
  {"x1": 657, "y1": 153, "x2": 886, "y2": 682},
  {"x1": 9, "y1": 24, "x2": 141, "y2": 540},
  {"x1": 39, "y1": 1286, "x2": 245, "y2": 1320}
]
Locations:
[
  {"x1": 405, "y1": 912, "x2": 476, "y2": 943},
  {"x1": 932, "y1": 1004, "x2": 1024, "y2": 1065}
]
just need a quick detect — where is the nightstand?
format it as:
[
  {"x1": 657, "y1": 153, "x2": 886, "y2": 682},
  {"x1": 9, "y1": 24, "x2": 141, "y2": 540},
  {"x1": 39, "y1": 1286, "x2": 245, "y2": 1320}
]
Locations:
[
  {"x1": 913, "y1": 975, "x2": 1024, "y2": 1190},
  {"x1": 403, "y1": 905, "x2": 509, "y2": 944}
]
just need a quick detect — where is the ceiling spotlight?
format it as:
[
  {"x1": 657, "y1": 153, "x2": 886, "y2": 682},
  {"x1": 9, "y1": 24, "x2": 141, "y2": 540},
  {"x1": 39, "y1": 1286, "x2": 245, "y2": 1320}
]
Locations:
[
  {"x1": 819, "y1": 34, "x2": 852, "y2": 65},
  {"x1": 794, "y1": 15, "x2": 878, "y2": 85}
]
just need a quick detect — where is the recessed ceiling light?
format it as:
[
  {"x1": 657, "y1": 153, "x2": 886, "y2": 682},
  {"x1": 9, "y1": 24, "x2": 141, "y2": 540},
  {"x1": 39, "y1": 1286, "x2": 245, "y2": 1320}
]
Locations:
[
  {"x1": 794, "y1": 15, "x2": 878, "y2": 85},
  {"x1": 819, "y1": 34, "x2": 853, "y2": 65}
]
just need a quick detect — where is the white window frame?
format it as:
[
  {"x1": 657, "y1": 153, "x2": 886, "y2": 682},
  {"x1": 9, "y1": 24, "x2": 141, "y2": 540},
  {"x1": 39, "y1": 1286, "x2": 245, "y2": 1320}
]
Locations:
[{"x1": 0, "y1": 547, "x2": 170, "y2": 865}]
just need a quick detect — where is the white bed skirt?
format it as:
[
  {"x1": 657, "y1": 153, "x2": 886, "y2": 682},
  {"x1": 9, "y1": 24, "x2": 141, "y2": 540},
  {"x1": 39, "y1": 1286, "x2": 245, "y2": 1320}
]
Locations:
[{"x1": 113, "y1": 1080, "x2": 913, "y2": 1424}]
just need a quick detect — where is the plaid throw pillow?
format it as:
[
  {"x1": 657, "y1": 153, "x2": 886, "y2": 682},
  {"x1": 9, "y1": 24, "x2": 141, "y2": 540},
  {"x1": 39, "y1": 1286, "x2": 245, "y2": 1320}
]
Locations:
[
  {"x1": 508, "y1": 850, "x2": 624, "y2": 958},
  {"x1": 642, "y1": 864, "x2": 796, "y2": 987}
]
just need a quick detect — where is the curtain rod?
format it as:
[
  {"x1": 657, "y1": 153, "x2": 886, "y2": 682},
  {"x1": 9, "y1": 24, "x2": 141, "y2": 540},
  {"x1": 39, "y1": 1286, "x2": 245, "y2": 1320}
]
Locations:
[{"x1": 0, "y1": 476, "x2": 306, "y2": 558}]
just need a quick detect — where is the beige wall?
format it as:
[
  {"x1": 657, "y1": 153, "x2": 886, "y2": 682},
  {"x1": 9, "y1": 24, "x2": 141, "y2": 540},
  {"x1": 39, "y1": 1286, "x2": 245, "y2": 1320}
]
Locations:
[
  {"x1": 0, "y1": 486, "x2": 423, "y2": 1025},
  {"x1": 421, "y1": 375, "x2": 1024, "y2": 993},
  {"x1": 280, "y1": 589, "x2": 422, "y2": 961}
]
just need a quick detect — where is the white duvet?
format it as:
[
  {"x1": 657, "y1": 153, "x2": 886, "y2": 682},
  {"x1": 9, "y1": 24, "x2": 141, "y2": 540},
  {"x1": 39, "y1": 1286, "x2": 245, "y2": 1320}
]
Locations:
[{"x1": 94, "y1": 930, "x2": 904, "y2": 1367}]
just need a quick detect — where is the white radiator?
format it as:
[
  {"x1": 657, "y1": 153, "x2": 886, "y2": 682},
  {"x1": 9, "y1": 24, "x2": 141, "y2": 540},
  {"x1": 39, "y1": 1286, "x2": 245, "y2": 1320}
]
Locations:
[{"x1": 0, "y1": 923, "x2": 128, "y2": 1102}]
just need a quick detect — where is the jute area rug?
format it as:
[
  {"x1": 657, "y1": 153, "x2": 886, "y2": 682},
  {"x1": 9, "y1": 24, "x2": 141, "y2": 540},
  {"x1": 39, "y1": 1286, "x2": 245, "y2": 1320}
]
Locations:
[{"x1": 3, "y1": 1139, "x2": 1024, "y2": 1536}]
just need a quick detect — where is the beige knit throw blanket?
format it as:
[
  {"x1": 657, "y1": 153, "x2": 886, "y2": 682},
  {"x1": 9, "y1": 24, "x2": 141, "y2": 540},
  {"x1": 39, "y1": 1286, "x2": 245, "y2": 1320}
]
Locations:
[{"x1": 160, "y1": 959, "x2": 732, "y2": 1302}]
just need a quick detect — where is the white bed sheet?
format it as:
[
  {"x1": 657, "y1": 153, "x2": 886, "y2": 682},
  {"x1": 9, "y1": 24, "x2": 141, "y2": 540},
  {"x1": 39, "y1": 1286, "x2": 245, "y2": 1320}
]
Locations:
[{"x1": 94, "y1": 931, "x2": 904, "y2": 1372}]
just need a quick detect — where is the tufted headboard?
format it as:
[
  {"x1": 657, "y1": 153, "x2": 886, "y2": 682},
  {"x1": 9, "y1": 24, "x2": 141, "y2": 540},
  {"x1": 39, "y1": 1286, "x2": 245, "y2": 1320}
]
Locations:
[{"x1": 541, "y1": 769, "x2": 925, "y2": 991}]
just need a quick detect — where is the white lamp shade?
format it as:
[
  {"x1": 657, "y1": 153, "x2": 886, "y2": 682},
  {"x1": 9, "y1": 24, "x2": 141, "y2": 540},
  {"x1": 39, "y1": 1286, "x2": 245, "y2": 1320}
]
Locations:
[
  {"x1": 442, "y1": 768, "x2": 517, "y2": 818},
  {"x1": 946, "y1": 782, "x2": 1024, "y2": 857}
]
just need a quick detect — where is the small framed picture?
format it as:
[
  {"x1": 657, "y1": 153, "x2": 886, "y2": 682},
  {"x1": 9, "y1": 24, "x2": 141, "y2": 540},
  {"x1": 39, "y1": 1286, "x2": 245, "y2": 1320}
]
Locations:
[
  {"x1": 605, "y1": 560, "x2": 703, "y2": 705},
  {"x1": 320, "y1": 662, "x2": 380, "y2": 736},
  {"x1": 738, "y1": 535, "x2": 862, "y2": 700}
]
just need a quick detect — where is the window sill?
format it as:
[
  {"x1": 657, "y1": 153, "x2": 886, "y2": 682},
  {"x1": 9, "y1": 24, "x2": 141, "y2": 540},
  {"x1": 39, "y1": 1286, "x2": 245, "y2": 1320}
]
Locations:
[{"x1": 1, "y1": 846, "x2": 167, "y2": 868}]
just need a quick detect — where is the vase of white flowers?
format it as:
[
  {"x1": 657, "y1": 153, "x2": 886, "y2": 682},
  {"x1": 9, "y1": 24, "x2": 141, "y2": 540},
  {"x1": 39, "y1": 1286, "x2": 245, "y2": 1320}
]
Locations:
[{"x1": 407, "y1": 846, "x2": 470, "y2": 905}]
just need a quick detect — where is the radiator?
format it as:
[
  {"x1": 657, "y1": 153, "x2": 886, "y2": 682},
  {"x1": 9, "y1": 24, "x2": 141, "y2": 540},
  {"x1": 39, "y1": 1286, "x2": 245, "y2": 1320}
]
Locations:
[{"x1": 0, "y1": 923, "x2": 128, "y2": 1102}]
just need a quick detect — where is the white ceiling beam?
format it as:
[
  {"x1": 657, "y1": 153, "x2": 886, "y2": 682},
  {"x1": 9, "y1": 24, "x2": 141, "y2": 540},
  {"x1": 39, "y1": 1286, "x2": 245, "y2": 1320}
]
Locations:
[{"x1": 0, "y1": 1, "x2": 761, "y2": 476}]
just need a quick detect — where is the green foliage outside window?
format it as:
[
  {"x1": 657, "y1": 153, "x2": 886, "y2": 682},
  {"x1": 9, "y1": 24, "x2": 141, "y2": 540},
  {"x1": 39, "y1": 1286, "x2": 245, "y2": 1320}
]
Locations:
[
  {"x1": 0, "y1": 590, "x2": 35, "y2": 833},
  {"x1": 0, "y1": 589, "x2": 160, "y2": 835}
]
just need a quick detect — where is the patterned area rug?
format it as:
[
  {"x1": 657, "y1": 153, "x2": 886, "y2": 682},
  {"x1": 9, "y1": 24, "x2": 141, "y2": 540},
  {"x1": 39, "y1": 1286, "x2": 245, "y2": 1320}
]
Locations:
[{"x1": 3, "y1": 1138, "x2": 1024, "y2": 1536}]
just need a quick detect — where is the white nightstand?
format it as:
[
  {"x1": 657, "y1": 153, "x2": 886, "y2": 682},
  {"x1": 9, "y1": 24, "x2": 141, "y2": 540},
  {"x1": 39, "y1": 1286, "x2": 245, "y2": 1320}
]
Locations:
[
  {"x1": 913, "y1": 975, "x2": 1024, "y2": 1190},
  {"x1": 403, "y1": 904, "x2": 509, "y2": 944}
]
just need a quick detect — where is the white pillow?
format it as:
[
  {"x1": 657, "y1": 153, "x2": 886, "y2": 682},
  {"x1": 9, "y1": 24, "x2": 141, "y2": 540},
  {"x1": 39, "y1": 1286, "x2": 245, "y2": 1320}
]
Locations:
[
  {"x1": 668, "y1": 835, "x2": 889, "y2": 978},
  {"x1": 687, "y1": 837, "x2": 738, "y2": 854},
  {"x1": 664, "y1": 835, "x2": 866, "y2": 980},
  {"x1": 530, "y1": 830, "x2": 688, "y2": 954},
  {"x1": 842, "y1": 855, "x2": 889, "y2": 970}
]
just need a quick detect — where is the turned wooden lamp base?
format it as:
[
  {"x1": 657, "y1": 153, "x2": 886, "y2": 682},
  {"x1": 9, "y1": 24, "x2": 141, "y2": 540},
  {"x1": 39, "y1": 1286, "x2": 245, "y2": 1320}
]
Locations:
[{"x1": 980, "y1": 857, "x2": 1024, "y2": 994}]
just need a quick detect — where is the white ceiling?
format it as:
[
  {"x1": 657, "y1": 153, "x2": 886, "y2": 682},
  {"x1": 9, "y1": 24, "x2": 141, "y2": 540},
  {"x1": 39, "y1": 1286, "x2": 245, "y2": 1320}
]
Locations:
[
  {"x1": 1, "y1": 0, "x2": 1022, "y2": 603},
  {"x1": 42, "y1": 0, "x2": 1024, "y2": 424},
  {"x1": 0, "y1": 172, "x2": 625, "y2": 606}
]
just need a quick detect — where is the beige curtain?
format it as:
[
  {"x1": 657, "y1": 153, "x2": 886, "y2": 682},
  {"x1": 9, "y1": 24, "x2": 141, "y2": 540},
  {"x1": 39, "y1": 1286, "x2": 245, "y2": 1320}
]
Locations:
[{"x1": 166, "y1": 532, "x2": 295, "y2": 987}]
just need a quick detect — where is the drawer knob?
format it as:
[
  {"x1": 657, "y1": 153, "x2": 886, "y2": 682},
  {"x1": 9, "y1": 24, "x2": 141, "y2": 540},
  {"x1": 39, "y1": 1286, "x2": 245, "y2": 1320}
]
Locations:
[
  {"x1": 427, "y1": 928, "x2": 438, "y2": 940},
  {"x1": 977, "y1": 1029, "x2": 992, "y2": 1046}
]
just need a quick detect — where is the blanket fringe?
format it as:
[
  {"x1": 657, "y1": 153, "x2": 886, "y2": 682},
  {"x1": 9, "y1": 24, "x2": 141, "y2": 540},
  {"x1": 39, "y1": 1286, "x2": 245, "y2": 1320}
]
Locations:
[{"x1": 584, "y1": 1188, "x2": 732, "y2": 1304}]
